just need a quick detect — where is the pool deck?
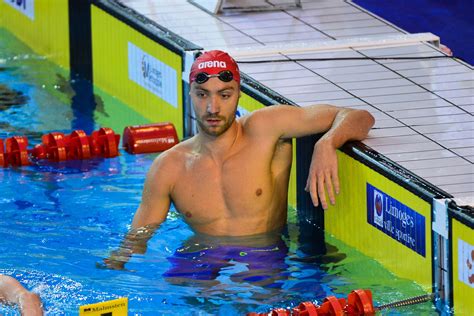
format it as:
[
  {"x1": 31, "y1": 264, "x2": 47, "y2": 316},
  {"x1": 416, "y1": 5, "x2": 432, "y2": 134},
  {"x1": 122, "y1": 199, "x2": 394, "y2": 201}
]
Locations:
[{"x1": 119, "y1": 0, "x2": 474, "y2": 203}]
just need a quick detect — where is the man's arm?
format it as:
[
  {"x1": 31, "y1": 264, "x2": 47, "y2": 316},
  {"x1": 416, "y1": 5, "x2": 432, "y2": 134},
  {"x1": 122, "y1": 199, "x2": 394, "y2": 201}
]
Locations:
[
  {"x1": 103, "y1": 153, "x2": 175, "y2": 270},
  {"x1": 251, "y1": 104, "x2": 375, "y2": 209},
  {"x1": 0, "y1": 275, "x2": 43, "y2": 316}
]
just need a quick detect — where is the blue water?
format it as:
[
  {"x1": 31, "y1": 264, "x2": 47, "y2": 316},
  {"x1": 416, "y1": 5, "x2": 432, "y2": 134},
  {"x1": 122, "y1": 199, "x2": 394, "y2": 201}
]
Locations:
[
  {"x1": 354, "y1": 0, "x2": 474, "y2": 65},
  {"x1": 0, "y1": 28, "x2": 436, "y2": 315}
]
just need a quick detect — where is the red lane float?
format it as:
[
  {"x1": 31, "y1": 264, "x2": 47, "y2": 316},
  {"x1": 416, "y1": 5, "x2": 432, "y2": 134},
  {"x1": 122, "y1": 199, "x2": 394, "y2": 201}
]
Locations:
[
  {"x1": 90, "y1": 128, "x2": 120, "y2": 158},
  {"x1": 68, "y1": 129, "x2": 91, "y2": 160},
  {"x1": 30, "y1": 128, "x2": 120, "y2": 162},
  {"x1": 6, "y1": 136, "x2": 30, "y2": 167},
  {"x1": 0, "y1": 139, "x2": 6, "y2": 167},
  {"x1": 247, "y1": 289, "x2": 375, "y2": 316},
  {"x1": 122, "y1": 122, "x2": 178, "y2": 154},
  {"x1": 1, "y1": 122, "x2": 179, "y2": 168}
]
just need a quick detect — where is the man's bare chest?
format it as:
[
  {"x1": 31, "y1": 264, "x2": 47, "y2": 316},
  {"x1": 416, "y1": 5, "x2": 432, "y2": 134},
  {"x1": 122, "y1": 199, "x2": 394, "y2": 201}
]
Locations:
[{"x1": 170, "y1": 155, "x2": 274, "y2": 222}]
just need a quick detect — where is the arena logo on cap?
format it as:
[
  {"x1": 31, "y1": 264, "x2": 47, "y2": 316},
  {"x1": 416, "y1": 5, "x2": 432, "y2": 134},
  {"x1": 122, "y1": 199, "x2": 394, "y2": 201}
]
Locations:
[{"x1": 198, "y1": 61, "x2": 227, "y2": 69}]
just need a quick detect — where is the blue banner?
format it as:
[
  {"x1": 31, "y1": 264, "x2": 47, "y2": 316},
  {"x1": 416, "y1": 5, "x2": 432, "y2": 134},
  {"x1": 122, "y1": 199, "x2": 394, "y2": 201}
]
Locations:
[{"x1": 367, "y1": 183, "x2": 426, "y2": 257}]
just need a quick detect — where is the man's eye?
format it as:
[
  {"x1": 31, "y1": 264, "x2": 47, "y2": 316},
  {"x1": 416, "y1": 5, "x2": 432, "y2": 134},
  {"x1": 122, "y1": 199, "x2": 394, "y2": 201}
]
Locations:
[
  {"x1": 196, "y1": 92, "x2": 206, "y2": 98},
  {"x1": 221, "y1": 94, "x2": 231, "y2": 99}
]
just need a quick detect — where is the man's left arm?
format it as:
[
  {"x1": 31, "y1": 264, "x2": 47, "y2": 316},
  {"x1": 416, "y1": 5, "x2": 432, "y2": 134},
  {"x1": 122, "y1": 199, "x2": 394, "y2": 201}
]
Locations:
[
  {"x1": 252, "y1": 104, "x2": 375, "y2": 209},
  {"x1": 305, "y1": 107, "x2": 375, "y2": 209}
]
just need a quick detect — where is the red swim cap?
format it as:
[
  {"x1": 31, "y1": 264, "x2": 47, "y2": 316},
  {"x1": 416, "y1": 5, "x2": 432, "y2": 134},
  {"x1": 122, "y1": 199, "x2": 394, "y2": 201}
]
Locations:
[{"x1": 189, "y1": 50, "x2": 240, "y2": 84}]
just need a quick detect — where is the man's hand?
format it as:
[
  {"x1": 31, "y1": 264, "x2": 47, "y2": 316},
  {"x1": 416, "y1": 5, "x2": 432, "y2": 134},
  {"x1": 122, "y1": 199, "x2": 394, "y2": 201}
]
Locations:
[
  {"x1": 98, "y1": 224, "x2": 158, "y2": 271},
  {"x1": 305, "y1": 139, "x2": 340, "y2": 209},
  {"x1": 98, "y1": 248, "x2": 131, "y2": 270}
]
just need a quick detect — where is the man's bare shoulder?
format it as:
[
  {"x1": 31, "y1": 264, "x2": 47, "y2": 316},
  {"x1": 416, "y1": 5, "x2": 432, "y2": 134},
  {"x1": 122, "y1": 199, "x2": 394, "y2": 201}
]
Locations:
[
  {"x1": 148, "y1": 137, "x2": 196, "y2": 175},
  {"x1": 238, "y1": 105, "x2": 291, "y2": 137}
]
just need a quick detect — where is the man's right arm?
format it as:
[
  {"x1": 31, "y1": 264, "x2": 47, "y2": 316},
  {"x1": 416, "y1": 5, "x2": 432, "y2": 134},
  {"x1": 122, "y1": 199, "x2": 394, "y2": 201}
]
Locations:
[{"x1": 103, "y1": 152, "x2": 175, "y2": 270}]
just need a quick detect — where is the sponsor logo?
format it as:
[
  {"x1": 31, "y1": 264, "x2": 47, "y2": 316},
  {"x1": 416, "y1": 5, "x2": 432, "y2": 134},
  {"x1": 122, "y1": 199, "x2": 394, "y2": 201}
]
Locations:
[
  {"x1": 4, "y1": 0, "x2": 34, "y2": 20},
  {"x1": 141, "y1": 55, "x2": 150, "y2": 79},
  {"x1": 198, "y1": 60, "x2": 227, "y2": 69},
  {"x1": 128, "y1": 42, "x2": 177, "y2": 108},
  {"x1": 367, "y1": 183, "x2": 425, "y2": 257},
  {"x1": 373, "y1": 189, "x2": 384, "y2": 227},
  {"x1": 458, "y1": 239, "x2": 474, "y2": 288},
  {"x1": 80, "y1": 298, "x2": 127, "y2": 315}
]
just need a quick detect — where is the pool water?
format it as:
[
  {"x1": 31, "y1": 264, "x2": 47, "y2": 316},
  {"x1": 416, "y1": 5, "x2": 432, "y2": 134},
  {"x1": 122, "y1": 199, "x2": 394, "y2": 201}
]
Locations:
[{"x1": 0, "y1": 28, "x2": 436, "y2": 315}]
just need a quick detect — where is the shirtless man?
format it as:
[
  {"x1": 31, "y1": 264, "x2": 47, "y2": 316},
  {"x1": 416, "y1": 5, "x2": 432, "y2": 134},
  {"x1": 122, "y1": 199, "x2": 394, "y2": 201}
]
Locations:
[{"x1": 104, "y1": 50, "x2": 374, "y2": 269}]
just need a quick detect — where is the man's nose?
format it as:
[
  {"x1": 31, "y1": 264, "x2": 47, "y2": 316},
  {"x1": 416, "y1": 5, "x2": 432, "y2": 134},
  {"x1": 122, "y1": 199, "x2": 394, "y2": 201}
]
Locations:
[{"x1": 207, "y1": 95, "x2": 220, "y2": 114}]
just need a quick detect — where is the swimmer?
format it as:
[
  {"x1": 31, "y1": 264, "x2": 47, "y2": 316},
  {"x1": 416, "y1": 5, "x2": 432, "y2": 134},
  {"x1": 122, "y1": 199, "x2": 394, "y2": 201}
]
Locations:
[
  {"x1": 104, "y1": 50, "x2": 374, "y2": 269},
  {"x1": 0, "y1": 274, "x2": 43, "y2": 316}
]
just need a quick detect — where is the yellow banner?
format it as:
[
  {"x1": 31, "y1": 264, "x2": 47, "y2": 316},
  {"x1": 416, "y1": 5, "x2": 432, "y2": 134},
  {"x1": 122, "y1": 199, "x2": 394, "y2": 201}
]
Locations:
[{"x1": 79, "y1": 297, "x2": 128, "y2": 316}]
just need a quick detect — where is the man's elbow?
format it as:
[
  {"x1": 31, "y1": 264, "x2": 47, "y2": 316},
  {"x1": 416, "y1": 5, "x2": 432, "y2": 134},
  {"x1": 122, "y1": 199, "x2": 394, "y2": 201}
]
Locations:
[
  {"x1": 360, "y1": 109, "x2": 375, "y2": 129},
  {"x1": 346, "y1": 108, "x2": 375, "y2": 139}
]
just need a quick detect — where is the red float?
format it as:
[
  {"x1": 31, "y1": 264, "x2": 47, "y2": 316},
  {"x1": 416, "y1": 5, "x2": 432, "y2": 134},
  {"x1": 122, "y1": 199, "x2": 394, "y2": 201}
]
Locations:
[
  {"x1": 68, "y1": 130, "x2": 91, "y2": 160},
  {"x1": 0, "y1": 139, "x2": 6, "y2": 167},
  {"x1": 89, "y1": 127, "x2": 120, "y2": 158},
  {"x1": 5, "y1": 136, "x2": 30, "y2": 166},
  {"x1": 41, "y1": 132, "x2": 67, "y2": 161},
  {"x1": 122, "y1": 122, "x2": 179, "y2": 154}
]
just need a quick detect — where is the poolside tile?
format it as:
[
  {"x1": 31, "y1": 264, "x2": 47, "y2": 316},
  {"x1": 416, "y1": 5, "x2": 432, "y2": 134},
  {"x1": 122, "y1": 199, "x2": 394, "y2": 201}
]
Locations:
[
  {"x1": 275, "y1": 83, "x2": 341, "y2": 94},
  {"x1": 425, "y1": 174, "x2": 474, "y2": 186},
  {"x1": 452, "y1": 148, "x2": 474, "y2": 156},
  {"x1": 374, "y1": 99, "x2": 452, "y2": 111},
  {"x1": 364, "y1": 134, "x2": 428, "y2": 146},
  {"x1": 400, "y1": 157, "x2": 471, "y2": 170},
  {"x1": 412, "y1": 165, "x2": 474, "y2": 177},
  {"x1": 313, "y1": 64, "x2": 388, "y2": 76},
  {"x1": 384, "y1": 59, "x2": 456, "y2": 70},
  {"x1": 460, "y1": 105, "x2": 474, "y2": 113},
  {"x1": 411, "y1": 72, "x2": 474, "y2": 85},
  {"x1": 446, "y1": 96, "x2": 474, "y2": 105},
  {"x1": 318, "y1": 19, "x2": 387, "y2": 30},
  {"x1": 239, "y1": 62, "x2": 305, "y2": 74},
  {"x1": 261, "y1": 76, "x2": 328, "y2": 88},
  {"x1": 436, "y1": 89, "x2": 474, "y2": 99},
  {"x1": 400, "y1": 114, "x2": 474, "y2": 126},
  {"x1": 372, "y1": 119, "x2": 405, "y2": 128},
  {"x1": 427, "y1": 131, "x2": 474, "y2": 141},
  {"x1": 415, "y1": 122, "x2": 474, "y2": 133},
  {"x1": 368, "y1": 127, "x2": 417, "y2": 138},
  {"x1": 385, "y1": 149, "x2": 457, "y2": 162},
  {"x1": 438, "y1": 183, "x2": 474, "y2": 195},
  {"x1": 422, "y1": 81, "x2": 474, "y2": 91},
  {"x1": 363, "y1": 92, "x2": 437, "y2": 105},
  {"x1": 328, "y1": 26, "x2": 398, "y2": 38},
  {"x1": 368, "y1": 141, "x2": 443, "y2": 154},
  {"x1": 388, "y1": 106, "x2": 466, "y2": 119},
  {"x1": 351, "y1": 85, "x2": 425, "y2": 98},
  {"x1": 285, "y1": 90, "x2": 353, "y2": 103},
  {"x1": 339, "y1": 78, "x2": 412, "y2": 90},
  {"x1": 438, "y1": 138, "x2": 474, "y2": 149},
  {"x1": 326, "y1": 71, "x2": 401, "y2": 83},
  {"x1": 249, "y1": 68, "x2": 317, "y2": 81}
]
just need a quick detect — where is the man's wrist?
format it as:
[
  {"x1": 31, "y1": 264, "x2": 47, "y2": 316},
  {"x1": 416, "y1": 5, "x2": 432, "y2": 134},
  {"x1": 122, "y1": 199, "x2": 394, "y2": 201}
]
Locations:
[{"x1": 315, "y1": 136, "x2": 336, "y2": 149}]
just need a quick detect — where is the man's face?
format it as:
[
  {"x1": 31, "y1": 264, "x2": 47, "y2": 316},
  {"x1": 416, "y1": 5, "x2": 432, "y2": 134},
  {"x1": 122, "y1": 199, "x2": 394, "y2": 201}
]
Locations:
[{"x1": 190, "y1": 77, "x2": 240, "y2": 137}]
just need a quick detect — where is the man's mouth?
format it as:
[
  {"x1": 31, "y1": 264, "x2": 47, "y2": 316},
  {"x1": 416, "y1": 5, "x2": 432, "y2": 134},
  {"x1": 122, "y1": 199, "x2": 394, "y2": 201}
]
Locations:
[{"x1": 205, "y1": 117, "x2": 221, "y2": 126}]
